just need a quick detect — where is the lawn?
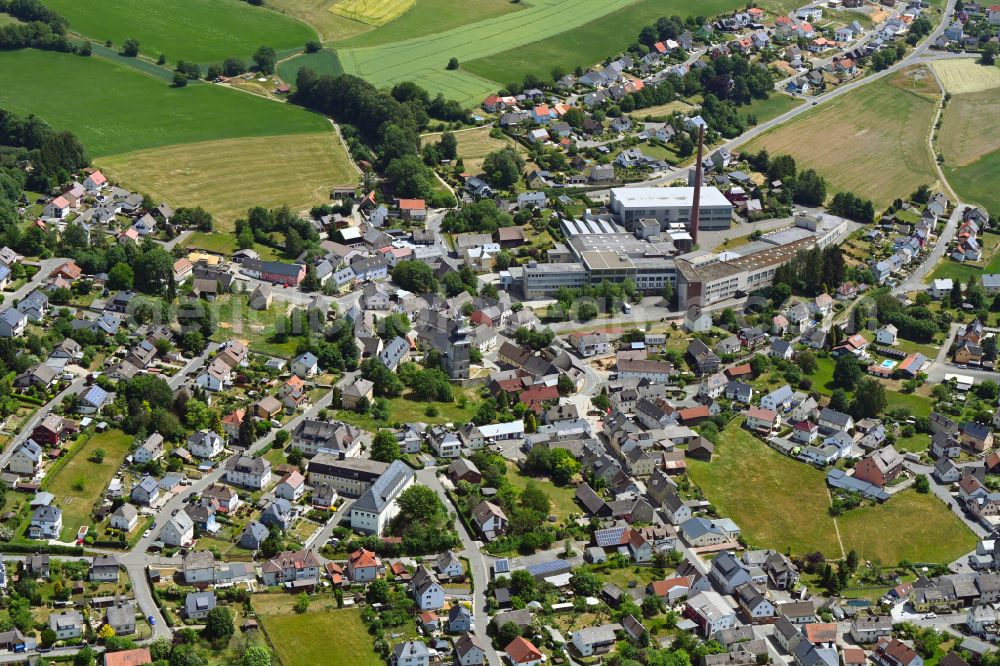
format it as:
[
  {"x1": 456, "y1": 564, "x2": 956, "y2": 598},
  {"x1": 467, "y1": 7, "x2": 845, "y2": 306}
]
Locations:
[
  {"x1": 256, "y1": 603, "x2": 382, "y2": 666},
  {"x1": 181, "y1": 232, "x2": 282, "y2": 260},
  {"x1": 836, "y1": 490, "x2": 977, "y2": 565},
  {"x1": 928, "y1": 231, "x2": 1000, "y2": 282},
  {"x1": 631, "y1": 99, "x2": 695, "y2": 120},
  {"x1": 505, "y1": 463, "x2": 580, "y2": 520},
  {"x1": 742, "y1": 67, "x2": 940, "y2": 209},
  {"x1": 808, "y1": 356, "x2": 836, "y2": 396},
  {"x1": 96, "y1": 132, "x2": 356, "y2": 231},
  {"x1": 740, "y1": 93, "x2": 804, "y2": 124},
  {"x1": 939, "y1": 88, "x2": 1000, "y2": 168},
  {"x1": 335, "y1": 389, "x2": 479, "y2": 431},
  {"x1": 334, "y1": 0, "x2": 741, "y2": 104},
  {"x1": 420, "y1": 126, "x2": 526, "y2": 174},
  {"x1": 686, "y1": 419, "x2": 844, "y2": 558},
  {"x1": 885, "y1": 391, "x2": 933, "y2": 418},
  {"x1": 0, "y1": 50, "x2": 330, "y2": 157},
  {"x1": 45, "y1": 0, "x2": 316, "y2": 63},
  {"x1": 462, "y1": 0, "x2": 742, "y2": 91},
  {"x1": 42, "y1": 429, "x2": 133, "y2": 541}
]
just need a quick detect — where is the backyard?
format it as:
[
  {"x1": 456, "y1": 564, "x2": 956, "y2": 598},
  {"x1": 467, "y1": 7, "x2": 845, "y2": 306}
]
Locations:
[
  {"x1": 255, "y1": 601, "x2": 382, "y2": 666},
  {"x1": 210, "y1": 294, "x2": 313, "y2": 359},
  {"x1": 335, "y1": 389, "x2": 480, "y2": 431},
  {"x1": 41, "y1": 429, "x2": 133, "y2": 541},
  {"x1": 506, "y1": 463, "x2": 580, "y2": 520}
]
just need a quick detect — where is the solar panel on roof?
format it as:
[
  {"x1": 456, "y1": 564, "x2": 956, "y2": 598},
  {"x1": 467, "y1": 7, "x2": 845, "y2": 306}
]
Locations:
[
  {"x1": 526, "y1": 560, "x2": 569, "y2": 576},
  {"x1": 493, "y1": 559, "x2": 510, "y2": 573},
  {"x1": 594, "y1": 526, "x2": 626, "y2": 548}
]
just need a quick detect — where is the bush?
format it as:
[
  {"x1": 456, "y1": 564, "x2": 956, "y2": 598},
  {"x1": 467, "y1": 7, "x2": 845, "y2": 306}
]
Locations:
[{"x1": 447, "y1": 57, "x2": 459, "y2": 70}]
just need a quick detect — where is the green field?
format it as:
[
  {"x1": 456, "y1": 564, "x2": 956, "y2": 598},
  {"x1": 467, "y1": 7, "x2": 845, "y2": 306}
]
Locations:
[
  {"x1": 45, "y1": 0, "x2": 316, "y2": 63},
  {"x1": 506, "y1": 463, "x2": 580, "y2": 520},
  {"x1": 688, "y1": 420, "x2": 977, "y2": 564},
  {"x1": 277, "y1": 48, "x2": 345, "y2": 86},
  {"x1": 42, "y1": 429, "x2": 133, "y2": 541},
  {"x1": 836, "y1": 490, "x2": 977, "y2": 565},
  {"x1": 333, "y1": 0, "x2": 524, "y2": 47},
  {"x1": 0, "y1": 50, "x2": 329, "y2": 157},
  {"x1": 182, "y1": 232, "x2": 281, "y2": 260},
  {"x1": 741, "y1": 93, "x2": 804, "y2": 124},
  {"x1": 687, "y1": 419, "x2": 844, "y2": 557},
  {"x1": 462, "y1": 0, "x2": 742, "y2": 90},
  {"x1": 928, "y1": 230, "x2": 1000, "y2": 283},
  {"x1": 256, "y1": 604, "x2": 382, "y2": 666},
  {"x1": 335, "y1": 389, "x2": 479, "y2": 431},
  {"x1": 946, "y1": 150, "x2": 1000, "y2": 213},
  {"x1": 334, "y1": 0, "x2": 742, "y2": 104}
]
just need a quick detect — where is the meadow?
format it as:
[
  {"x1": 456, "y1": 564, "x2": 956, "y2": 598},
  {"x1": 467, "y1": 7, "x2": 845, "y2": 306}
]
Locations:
[
  {"x1": 688, "y1": 420, "x2": 978, "y2": 563},
  {"x1": 0, "y1": 50, "x2": 329, "y2": 157},
  {"x1": 462, "y1": 0, "x2": 742, "y2": 88},
  {"x1": 334, "y1": 0, "x2": 742, "y2": 104},
  {"x1": 277, "y1": 48, "x2": 345, "y2": 84},
  {"x1": 686, "y1": 419, "x2": 844, "y2": 557},
  {"x1": 945, "y1": 150, "x2": 1000, "y2": 213},
  {"x1": 420, "y1": 126, "x2": 525, "y2": 174},
  {"x1": 97, "y1": 132, "x2": 355, "y2": 231},
  {"x1": 255, "y1": 603, "x2": 382, "y2": 666},
  {"x1": 42, "y1": 429, "x2": 133, "y2": 541},
  {"x1": 928, "y1": 230, "x2": 1000, "y2": 282},
  {"x1": 836, "y1": 491, "x2": 977, "y2": 564},
  {"x1": 45, "y1": 0, "x2": 316, "y2": 63},
  {"x1": 742, "y1": 67, "x2": 940, "y2": 208}
]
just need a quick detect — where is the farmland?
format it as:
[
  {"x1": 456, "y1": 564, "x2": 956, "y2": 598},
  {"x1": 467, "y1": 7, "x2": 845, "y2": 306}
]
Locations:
[
  {"x1": 945, "y1": 150, "x2": 1000, "y2": 212},
  {"x1": 44, "y1": 0, "x2": 316, "y2": 63},
  {"x1": 277, "y1": 48, "x2": 345, "y2": 84},
  {"x1": 255, "y1": 602, "x2": 382, "y2": 666},
  {"x1": 334, "y1": 0, "x2": 743, "y2": 104},
  {"x1": 330, "y1": 0, "x2": 414, "y2": 26},
  {"x1": 930, "y1": 58, "x2": 1000, "y2": 95},
  {"x1": 742, "y1": 67, "x2": 940, "y2": 209},
  {"x1": 420, "y1": 126, "x2": 526, "y2": 174},
  {"x1": 97, "y1": 132, "x2": 355, "y2": 231},
  {"x1": 0, "y1": 50, "x2": 329, "y2": 157},
  {"x1": 939, "y1": 89, "x2": 1000, "y2": 167},
  {"x1": 461, "y1": 0, "x2": 742, "y2": 90},
  {"x1": 41, "y1": 429, "x2": 133, "y2": 541}
]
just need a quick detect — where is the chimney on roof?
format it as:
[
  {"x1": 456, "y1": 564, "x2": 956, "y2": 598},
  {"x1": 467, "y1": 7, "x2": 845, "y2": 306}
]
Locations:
[{"x1": 690, "y1": 124, "x2": 705, "y2": 247}]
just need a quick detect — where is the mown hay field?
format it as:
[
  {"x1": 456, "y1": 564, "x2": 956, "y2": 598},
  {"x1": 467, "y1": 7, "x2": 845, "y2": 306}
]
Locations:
[
  {"x1": 97, "y1": 132, "x2": 355, "y2": 231},
  {"x1": 742, "y1": 67, "x2": 940, "y2": 208}
]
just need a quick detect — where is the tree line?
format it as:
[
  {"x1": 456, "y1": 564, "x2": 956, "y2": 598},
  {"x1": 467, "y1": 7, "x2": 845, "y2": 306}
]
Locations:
[{"x1": 0, "y1": 0, "x2": 74, "y2": 53}]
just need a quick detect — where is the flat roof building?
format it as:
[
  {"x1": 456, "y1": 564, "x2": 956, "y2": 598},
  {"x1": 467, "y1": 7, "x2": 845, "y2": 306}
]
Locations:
[{"x1": 611, "y1": 187, "x2": 733, "y2": 231}]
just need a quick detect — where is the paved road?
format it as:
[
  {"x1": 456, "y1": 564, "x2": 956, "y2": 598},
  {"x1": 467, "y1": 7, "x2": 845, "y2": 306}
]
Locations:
[
  {"x1": 416, "y1": 469, "x2": 500, "y2": 666},
  {"x1": 894, "y1": 203, "x2": 965, "y2": 295},
  {"x1": 0, "y1": 376, "x2": 88, "y2": 471},
  {"x1": 161, "y1": 229, "x2": 194, "y2": 251},
  {"x1": 905, "y1": 461, "x2": 988, "y2": 539},
  {"x1": 167, "y1": 342, "x2": 219, "y2": 390},
  {"x1": 6, "y1": 257, "x2": 69, "y2": 305}
]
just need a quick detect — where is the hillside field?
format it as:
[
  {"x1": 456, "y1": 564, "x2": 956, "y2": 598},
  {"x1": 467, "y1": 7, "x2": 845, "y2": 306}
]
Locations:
[
  {"x1": 97, "y1": 132, "x2": 355, "y2": 232},
  {"x1": 0, "y1": 50, "x2": 329, "y2": 157},
  {"x1": 742, "y1": 67, "x2": 940, "y2": 208},
  {"x1": 945, "y1": 151, "x2": 1000, "y2": 212},
  {"x1": 277, "y1": 48, "x2": 345, "y2": 85},
  {"x1": 462, "y1": 0, "x2": 742, "y2": 88},
  {"x1": 44, "y1": 0, "x2": 316, "y2": 63},
  {"x1": 335, "y1": 0, "x2": 741, "y2": 104},
  {"x1": 939, "y1": 88, "x2": 1000, "y2": 167}
]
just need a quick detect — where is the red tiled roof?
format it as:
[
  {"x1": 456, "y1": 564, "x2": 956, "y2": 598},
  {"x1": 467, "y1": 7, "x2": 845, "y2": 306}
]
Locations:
[{"x1": 506, "y1": 637, "x2": 543, "y2": 664}]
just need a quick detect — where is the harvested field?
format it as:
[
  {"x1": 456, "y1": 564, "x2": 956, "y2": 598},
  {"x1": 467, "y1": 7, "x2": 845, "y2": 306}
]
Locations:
[
  {"x1": 267, "y1": 0, "x2": 374, "y2": 41},
  {"x1": 97, "y1": 132, "x2": 355, "y2": 232},
  {"x1": 940, "y1": 89, "x2": 1000, "y2": 166},
  {"x1": 329, "y1": 0, "x2": 414, "y2": 26},
  {"x1": 931, "y1": 59, "x2": 1000, "y2": 94},
  {"x1": 742, "y1": 67, "x2": 939, "y2": 208}
]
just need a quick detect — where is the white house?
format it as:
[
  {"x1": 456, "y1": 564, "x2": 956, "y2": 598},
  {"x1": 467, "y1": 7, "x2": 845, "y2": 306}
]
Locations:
[
  {"x1": 187, "y1": 430, "x2": 224, "y2": 459},
  {"x1": 291, "y1": 352, "x2": 319, "y2": 379},
  {"x1": 110, "y1": 503, "x2": 138, "y2": 531},
  {"x1": 350, "y1": 460, "x2": 414, "y2": 535},
  {"x1": 160, "y1": 511, "x2": 194, "y2": 547},
  {"x1": 927, "y1": 278, "x2": 953, "y2": 299},
  {"x1": 134, "y1": 433, "x2": 164, "y2": 464},
  {"x1": 684, "y1": 306, "x2": 713, "y2": 333},
  {"x1": 876, "y1": 324, "x2": 898, "y2": 345},
  {"x1": 8, "y1": 439, "x2": 42, "y2": 476},
  {"x1": 571, "y1": 625, "x2": 619, "y2": 657},
  {"x1": 275, "y1": 470, "x2": 305, "y2": 501},
  {"x1": 412, "y1": 567, "x2": 446, "y2": 611},
  {"x1": 224, "y1": 455, "x2": 272, "y2": 490}
]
